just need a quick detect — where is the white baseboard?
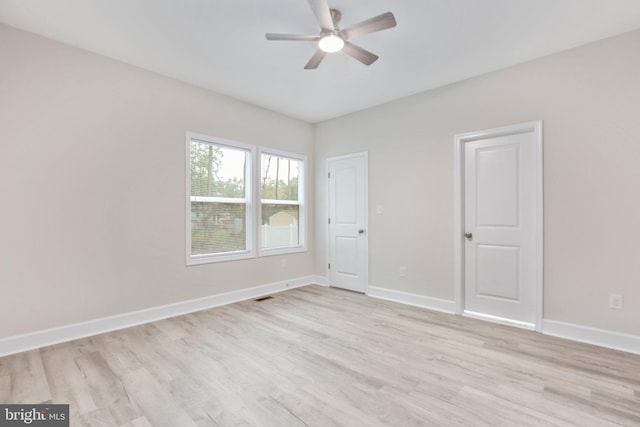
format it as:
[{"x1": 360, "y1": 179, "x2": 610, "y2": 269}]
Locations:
[
  {"x1": 5, "y1": 278, "x2": 637, "y2": 357},
  {"x1": 542, "y1": 319, "x2": 640, "y2": 355},
  {"x1": 311, "y1": 275, "x2": 329, "y2": 286},
  {"x1": 462, "y1": 310, "x2": 535, "y2": 331},
  {"x1": 0, "y1": 276, "x2": 317, "y2": 357},
  {"x1": 367, "y1": 286, "x2": 456, "y2": 314},
  {"x1": 366, "y1": 288, "x2": 640, "y2": 355}
]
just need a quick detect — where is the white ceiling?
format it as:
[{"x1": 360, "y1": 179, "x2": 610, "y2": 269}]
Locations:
[{"x1": 2, "y1": 0, "x2": 640, "y2": 123}]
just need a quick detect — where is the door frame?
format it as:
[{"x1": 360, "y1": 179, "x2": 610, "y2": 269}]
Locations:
[
  {"x1": 326, "y1": 151, "x2": 369, "y2": 292},
  {"x1": 453, "y1": 121, "x2": 544, "y2": 331}
]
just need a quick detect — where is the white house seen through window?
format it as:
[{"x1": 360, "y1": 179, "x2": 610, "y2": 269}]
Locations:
[{"x1": 260, "y1": 153, "x2": 304, "y2": 251}]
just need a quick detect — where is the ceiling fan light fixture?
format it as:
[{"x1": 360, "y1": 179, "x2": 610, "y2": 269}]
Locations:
[{"x1": 318, "y1": 34, "x2": 344, "y2": 53}]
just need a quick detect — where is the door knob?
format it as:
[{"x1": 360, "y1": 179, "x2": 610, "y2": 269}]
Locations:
[
  {"x1": 464, "y1": 232, "x2": 473, "y2": 239},
  {"x1": 358, "y1": 229, "x2": 365, "y2": 234}
]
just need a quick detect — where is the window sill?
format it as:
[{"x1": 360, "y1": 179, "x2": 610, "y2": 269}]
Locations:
[
  {"x1": 258, "y1": 246, "x2": 307, "y2": 257},
  {"x1": 186, "y1": 251, "x2": 254, "y2": 266}
]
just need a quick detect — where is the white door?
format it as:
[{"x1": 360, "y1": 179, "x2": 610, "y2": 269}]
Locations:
[
  {"x1": 328, "y1": 153, "x2": 368, "y2": 293},
  {"x1": 457, "y1": 122, "x2": 542, "y2": 329}
]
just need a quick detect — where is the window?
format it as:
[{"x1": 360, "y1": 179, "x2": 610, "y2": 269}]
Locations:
[
  {"x1": 187, "y1": 134, "x2": 253, "y2": 264},
  {"x1": 186, "y1": 133, "x2": 305, "y2": 265},
  {"x1": 260, "y1": 151, "x2": 305, "y2": 253}
]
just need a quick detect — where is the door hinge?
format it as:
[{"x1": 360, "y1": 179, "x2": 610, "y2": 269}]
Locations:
[
  {"x1": 328, "y1": 263, "x2": 331, "y2": 270},
  {"x1": 328, "y1": 218, "x2": 331, "y2": 224},
  {"x1": 328, "y1": 172, "x2": 330, "y2": 179}
]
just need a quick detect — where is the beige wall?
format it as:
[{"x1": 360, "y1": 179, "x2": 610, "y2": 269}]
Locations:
[
  {"x1": 314, "y1": 30, "x2": 640, "y2": 335},
  {"x1": 0, "y1": 24, "x2": 315, "y2": 338},
  {"x1": 2, "y1": 21, "x2": 639, "y2": 341}
]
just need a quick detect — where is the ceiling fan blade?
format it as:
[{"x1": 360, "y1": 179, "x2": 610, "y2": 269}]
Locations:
[
  {"x1": 339, "y1": 12, "x2": 397, "y2": 40},
  {"x1": 266, "y1": 33, "x2": 321, "y2": 41},
  {"x1": 307, "y1": 0, "x2": 335, "y2": 31},
  {"x1": 342, "y1": 42, "x2": 378, "y2": 65},
  {"x1": 304, "y1": 49, "x2": 326, "y2": 69}
]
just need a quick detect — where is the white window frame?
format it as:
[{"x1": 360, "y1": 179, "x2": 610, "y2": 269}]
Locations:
[
  {"x1": 186, "y1": 132, "x2": 255, "y2": 265},
  {"x1": 258, "y1": 148, "x2": 307, "y2": 256}
]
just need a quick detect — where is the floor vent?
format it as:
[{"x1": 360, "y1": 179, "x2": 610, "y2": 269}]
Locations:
[{"x1": 255, "y1": 296, "x2": 274, "y2": 302}]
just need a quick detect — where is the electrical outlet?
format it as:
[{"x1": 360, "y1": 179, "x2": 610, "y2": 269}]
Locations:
[
  {"x1": 609, "y1": 294, "x2": 623, "y2": 310},
  {"x1": 281, "y1": 258, "x2": 287, "y2": 268},
  {"x1": 399, "y1": 266, "x2": 407, "y2": 277},
  {"x1": 377, "y1": 204, "x2": 383, "y2": 214}
]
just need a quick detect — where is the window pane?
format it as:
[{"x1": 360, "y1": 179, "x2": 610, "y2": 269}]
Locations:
[
  {"x1": 261, "y1": 204, "x2": 299, "y2": 249},
  {"x1": 191, "y1": 202, "x2": 246, "y2": 255},
  {"x1": 261, "y1": 154, "x2": 299, "y2": 201},
  {"x1": 191, "y1": 141, "x2": 246, "y2": 198}
]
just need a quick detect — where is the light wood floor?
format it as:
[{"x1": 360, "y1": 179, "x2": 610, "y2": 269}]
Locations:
[{"x1": 2, "y1": 285, "x2": 639, "y2": 426}]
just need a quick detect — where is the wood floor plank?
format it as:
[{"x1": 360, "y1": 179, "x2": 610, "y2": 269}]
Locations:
[
  {"x1": 2, "y1": 285, "x2": 640, "y2": 426},
  {"x1": 121, "y1": 416, "x2": 153, "y2": 427},
  {"x1": 0, "y1": 375, "x2": 10, "y2": 402},
  {"x1": 119, "y1": 368, "x2": 198, "y2": 427},
  {"x1": 8, "y1": 349, "x2": 51, "y2": 403},
  {"x1": 41, "y1": 346, "x2": 97, "y2": 415}
]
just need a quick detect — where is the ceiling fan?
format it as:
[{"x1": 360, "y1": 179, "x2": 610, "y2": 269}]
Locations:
[{"x1": 265, "y1": 0, "x2": 397, "y2": 69}]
